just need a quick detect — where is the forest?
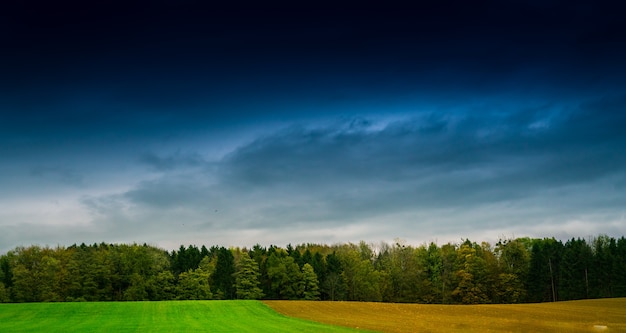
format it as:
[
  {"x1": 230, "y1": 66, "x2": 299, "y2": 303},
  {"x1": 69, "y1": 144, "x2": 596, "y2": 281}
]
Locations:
[{"x1": 0, "y1": 235, "x2": 625, "y2": 304}]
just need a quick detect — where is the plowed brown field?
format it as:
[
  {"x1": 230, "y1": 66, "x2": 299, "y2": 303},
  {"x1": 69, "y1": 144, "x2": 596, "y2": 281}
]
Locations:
[{"x1": 264, "y1": 298, "x2": 626, "y2": 332}]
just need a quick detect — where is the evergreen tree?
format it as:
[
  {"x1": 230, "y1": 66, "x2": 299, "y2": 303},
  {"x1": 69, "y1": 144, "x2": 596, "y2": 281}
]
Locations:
[
  {"x1": 200, "y1": 245, "x2": 210, "y2": 259},
  {"x1": 198, "y1": 256, "x2": 216, "y2": 276},
  {"x1": 235, "y1": 252, "x2": 264, "y2": 299},
  {"x1": 301, "y1": 263, "x2": 320, "y2": 300},
  {"x1": 150, "y1": 270, "x2": 176, "y2": 300},
  {"x1": 591, "y1": 235, "x2": 618, "y2": 298},
  {"x1": 249, "y1": 244, "x2": 271, "y2": 298},
  {"x1": 212, "y1": 247, "x2": 235, "y2": 299},
  {"x1": 321, "y1": 252, "x2": 344, "y2": 301},
  {"x1": 614, "y1": 237, "x2": 626, "y2": 297},
  {"x1": 527, "y1": 238, "x2": 562, "y2": 302},
  {"x1": 177, "y1": 269, "x2": 212, "y2": 300},
  {"x1": 289, "y1": 247, "x2": 302, "y2": 268},
  {"x1": 0, "y1": 264, "x2": 8, "y2": 303},
  {"x1": 267, "y1": 254, "x2": 303, "y2": 299},
  {"x1": 301, "y1": 249, "x2": 313, "y2": 268},
  {"x1": 423, "y1": 242, "x2": 443, "y2": 303},
  {"x1": 172, "y1": 245, "x2": 203, "y2": 275},
  {"x1": 0, "y1": 254, "x2": 12, "y2": 293},
  {"x1": 559, "y1": 238, "x2": 592, "y2": 300},
  {"x1": 310, "y1": 252, "x2": 326, "y2": 280}
]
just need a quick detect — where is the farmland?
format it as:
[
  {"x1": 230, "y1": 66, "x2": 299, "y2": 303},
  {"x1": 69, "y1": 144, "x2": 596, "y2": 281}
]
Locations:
[
  {"x1": 0, "y1": 300, "x2": 368, "y2": 333},
  {"x1": 1, "y1": 298, "x2": 624, "y2": 332},
  {"x1": 265, "y1": 298, "x2": 626, "y2": 333}
]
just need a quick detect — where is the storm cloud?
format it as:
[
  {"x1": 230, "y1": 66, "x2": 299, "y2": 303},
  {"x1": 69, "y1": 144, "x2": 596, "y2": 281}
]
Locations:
[
  {"x1": 17, "y1": 96, "x2": 617, "y2": 252},
  {"x1": 1, "y1": 2, "x2": 625, "y2": 252}
]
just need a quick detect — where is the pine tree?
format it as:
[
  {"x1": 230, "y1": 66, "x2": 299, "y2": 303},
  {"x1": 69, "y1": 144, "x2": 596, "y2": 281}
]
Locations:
[
  {"x1": 301, "y1": 263, "x2": 320, "y2": 300},
  {"x1": 614, "y1": 237, "x2": 626, "y2": 297},
  {"x1": 177, "y1": 269, "x2": 212, "y2": 300},
  {"x1": 212, "y1": 247, "x2": 236, "y2": 299},
  {"x1": 322, "y1": 252, "x2": 344, "y2": 301},
  {"x1": 235, "y1": 253, "x2": 264, "y2": 299},
  {"x1": 560, "y1": 238, "x2": 592, "y2": 300}
]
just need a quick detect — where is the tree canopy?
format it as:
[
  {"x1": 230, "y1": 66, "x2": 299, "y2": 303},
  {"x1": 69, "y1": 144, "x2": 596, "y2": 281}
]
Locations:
[{"x1": 1, "y1": 235, "x2": 625, "y2": 304}]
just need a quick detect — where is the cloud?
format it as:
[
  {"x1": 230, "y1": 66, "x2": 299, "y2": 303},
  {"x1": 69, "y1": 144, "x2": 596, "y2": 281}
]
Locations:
[
  {"x1": 30, "y1": 166, "x2": 84, "y2": 186},
  {"x1": 138, "y1": 152, "x2": 206, "y2": 172},
  {"x1": 2, "y1": 0, "x2": 625, "y2": 254},
  {"x1": 221, "y1": 95, "x2": 626, "y2": 194},
  {"x1": 3, "y1": 94, "x2": 623, "y2": 253},
  {"x1": 59, "y1": 95, "x2": 623, "y2": 250}
]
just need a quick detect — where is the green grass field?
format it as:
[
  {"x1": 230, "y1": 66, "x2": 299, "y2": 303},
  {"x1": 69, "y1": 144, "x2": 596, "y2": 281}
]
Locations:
[{"x1": 0, "y1": 300, "x2": 368, "y2": 333}]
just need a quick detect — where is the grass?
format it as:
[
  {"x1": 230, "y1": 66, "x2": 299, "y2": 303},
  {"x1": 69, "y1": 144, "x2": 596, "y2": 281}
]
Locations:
[
  {"x1": 264, "y1": 298, "x2": 626, "y2": 333},
  {"x1": 0, "y1": 300, "x2": 369, "y2": 333}
]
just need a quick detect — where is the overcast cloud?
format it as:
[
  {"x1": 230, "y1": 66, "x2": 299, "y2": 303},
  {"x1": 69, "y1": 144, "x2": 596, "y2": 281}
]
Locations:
[
  {"x1": 1, "y1": 2, "x2": 625, "y2": 252},
  {"x1": 4, "y1": 96, "x2": 623, "y2": 252}
]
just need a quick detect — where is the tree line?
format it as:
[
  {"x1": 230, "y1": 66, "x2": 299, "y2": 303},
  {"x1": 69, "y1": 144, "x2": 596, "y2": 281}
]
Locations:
[{"x1": 0, "y1": 235, "x2": 624, "y2": 303}]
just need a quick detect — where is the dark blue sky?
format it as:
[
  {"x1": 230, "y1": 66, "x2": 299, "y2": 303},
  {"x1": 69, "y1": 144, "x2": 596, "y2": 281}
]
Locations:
[{"x1": 1, "y1": 2, "x2": 625, "y2": 251}]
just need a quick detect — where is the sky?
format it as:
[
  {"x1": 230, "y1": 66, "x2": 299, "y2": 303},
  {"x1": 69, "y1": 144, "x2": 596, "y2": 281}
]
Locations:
[{"x1": 1, "y1": 2, "x2": 626, "y2": 253}]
